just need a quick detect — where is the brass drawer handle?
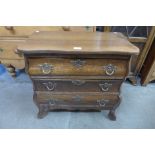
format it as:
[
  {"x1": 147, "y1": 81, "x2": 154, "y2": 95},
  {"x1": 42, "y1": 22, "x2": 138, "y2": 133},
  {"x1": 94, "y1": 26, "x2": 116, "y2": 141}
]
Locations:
[
  {"x1": 103, "y1": 64, "x2": 117, "y2": 76},
  {"x1": 70, "y1": 59, "x2": 86, "y2": 68},
  {"x1": 99, "y1": 83, "x2": 112, "y2": 92},
  {"x1": 97, "y1": 99, "x2": 109, "y2": 107},
  {"x1": 72, "y1": 80, "x2": 85, "y2": 86},
  {"x1": 39, "y1": 63, "x2": 54, "y2": 74},
  {"x1": 43, "y1": 82, "x2": 56, "y2": 91}
]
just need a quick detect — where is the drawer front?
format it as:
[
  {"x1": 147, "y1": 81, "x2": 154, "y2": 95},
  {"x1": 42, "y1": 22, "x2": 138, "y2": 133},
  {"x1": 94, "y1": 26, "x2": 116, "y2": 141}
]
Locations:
[
  {"x1": 0, "y1": 26, "x2": 94, "y2": 36},
  {"x1": 28, "y1": 58, "x2": 129, "y2": 78},
  {"x1": 34, "y1": 92, "x2": 119, "y2": 109},
  {"x1": 33, "y1": 79, "x2": 122, "y2": 93}
]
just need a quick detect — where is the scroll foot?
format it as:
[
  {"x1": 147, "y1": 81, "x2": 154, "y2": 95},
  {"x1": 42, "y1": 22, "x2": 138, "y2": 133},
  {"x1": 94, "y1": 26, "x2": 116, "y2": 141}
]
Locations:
[
  {"x1": 37, "y1": 104, "x2": 49, "y2": 119},
  {"x1": 128, "y1": 76, "x2": 137, "y2": 86},
  {"x1": 108, "y1": 110, "x2": 116, "y2": 121}
]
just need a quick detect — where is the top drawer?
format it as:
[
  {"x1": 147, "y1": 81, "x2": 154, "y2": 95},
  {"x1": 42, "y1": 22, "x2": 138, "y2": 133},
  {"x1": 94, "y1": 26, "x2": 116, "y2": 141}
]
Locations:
[
  {"x1": 28, "y1": 57, "x2": 129, "y2": 78},
  {"x1": 0, "y1": 26, "x2": 94, "y2": 37}
]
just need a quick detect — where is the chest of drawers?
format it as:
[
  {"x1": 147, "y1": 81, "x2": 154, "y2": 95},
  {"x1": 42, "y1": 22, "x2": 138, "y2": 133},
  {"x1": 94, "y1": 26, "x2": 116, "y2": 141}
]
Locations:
[{"x1": 17, "y1": 31, "x2": 139, "y2": 120}]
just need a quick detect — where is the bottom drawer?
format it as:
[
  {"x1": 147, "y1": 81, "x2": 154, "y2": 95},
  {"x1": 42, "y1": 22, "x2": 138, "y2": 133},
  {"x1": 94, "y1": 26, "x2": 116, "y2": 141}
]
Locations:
[{"x1": 34, "y1": 92, "x2": 120, "y2": 110}]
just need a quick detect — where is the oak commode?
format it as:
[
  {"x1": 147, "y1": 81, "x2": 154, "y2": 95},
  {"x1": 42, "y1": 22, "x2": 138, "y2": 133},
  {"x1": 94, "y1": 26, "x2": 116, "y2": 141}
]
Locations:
[{"x1": 17, "y1": 31, "x2": 139, "y2": 120}]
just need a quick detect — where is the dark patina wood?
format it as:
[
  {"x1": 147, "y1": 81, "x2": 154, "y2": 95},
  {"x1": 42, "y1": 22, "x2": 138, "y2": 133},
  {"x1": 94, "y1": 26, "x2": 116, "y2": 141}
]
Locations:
[
  {"x1": 17, "y1": 31, "x2": 139, "y2": 121},
  {"x1": 32, "y1": 79, "x2": 122, "y2": 93},
  {"x1": 28, "y1": 57, "x2": 129, "y2": 77}
]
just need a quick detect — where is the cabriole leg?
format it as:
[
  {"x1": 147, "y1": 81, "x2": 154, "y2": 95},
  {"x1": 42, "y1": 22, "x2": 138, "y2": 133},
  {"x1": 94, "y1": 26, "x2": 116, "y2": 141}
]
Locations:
[
  {"x1": 108, "y1": 96, "x2": 121, "y2": 121},
  {"x1": 108, "y1": 110, "x2": 116, "y2": 121},
  {"x1": 37, "y1": 104, "x2": 49, "y2": 119},
  {"x1": 128, "y1": 76, "x2": 137, "y2": 86}
]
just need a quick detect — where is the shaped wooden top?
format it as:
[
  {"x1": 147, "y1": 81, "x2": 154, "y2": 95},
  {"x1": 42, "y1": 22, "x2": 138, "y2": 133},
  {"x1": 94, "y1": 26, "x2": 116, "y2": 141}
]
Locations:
[{"x1": 17, "y1": 31, "x2": 139, "y2": 55}]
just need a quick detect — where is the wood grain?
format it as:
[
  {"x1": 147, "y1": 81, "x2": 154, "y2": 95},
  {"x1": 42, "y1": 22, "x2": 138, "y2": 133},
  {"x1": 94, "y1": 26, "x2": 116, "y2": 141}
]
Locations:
[
  {"x1": 17, "y1": 31, "x2": 139, "y2": 55},
  {"x1": 32, "y1": 79, "x2": 122, "y2": 93},
  {"x1": 18, "y1": 31, "x2": 139, "y2": 120},
  {"x1": 34, "y1": 91, "x2": 119, "y2": 109},
  {"x1": 28, "y1": 57, "x2": 129, "y2": 77}
]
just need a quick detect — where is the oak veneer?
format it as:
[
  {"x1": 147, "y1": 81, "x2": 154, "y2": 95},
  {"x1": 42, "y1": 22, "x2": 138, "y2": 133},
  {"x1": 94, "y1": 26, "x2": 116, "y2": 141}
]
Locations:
[{"x1": 17, "y1": 31, "x2": 139, "y2": 120}]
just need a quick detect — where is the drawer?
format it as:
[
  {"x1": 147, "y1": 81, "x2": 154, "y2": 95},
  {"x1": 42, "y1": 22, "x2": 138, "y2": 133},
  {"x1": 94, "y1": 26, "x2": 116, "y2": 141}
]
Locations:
[
  {"x1": 33, "y1": 79, "x2": 122, "y2": 93},
  {"x1": 28, "y1": 57, "x2": 129, "y2": 78},
  {"x1": 34, "y1": 92, "x2": 120, "y2": 110},
  {"x1": 0, "y1": 26, "x2": 94, "y2": 37}
]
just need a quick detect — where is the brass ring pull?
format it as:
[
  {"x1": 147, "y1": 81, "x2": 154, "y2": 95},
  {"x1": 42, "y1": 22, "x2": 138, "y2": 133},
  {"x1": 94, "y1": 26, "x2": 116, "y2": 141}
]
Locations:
[
  {"x1": 103, "y1": 64, "x2": 117, "y2": 76},
  {"x1": 39, "y1": 63, "x2": 53, "y2": 74},
  {"x1": 97, "y1": 99, "x2": 109, "y2": 107},
  {"x1": 43, "y1": 82, "x2": 56, "y2": 91},
  {"x1": 99, "y1": 83, "x2": 112, "y2": 92}
]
